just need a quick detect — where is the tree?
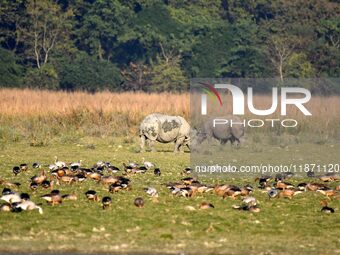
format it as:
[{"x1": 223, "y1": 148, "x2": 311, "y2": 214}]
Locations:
[
  {"x1": 0, "y1": 0, "x2": 27, "y2": 53},
  {"x1": 55, "y1": 52, "x2": 122, "y2": 92},
  {"x1": 150, "y1": 54, "x2": 187, "y2": 92},
  {"x1": 72, "y1": 0, "x2": 134, "y2": 61},
  {"x1": 267, "y1": 35, "x2": 298, "y2": 82},
  {"x1": 23, "y1": 0, "x2": 73, "y2": 68},
  {"x1": 285, "y1": 53, "x2": 316, "y2": 78},
  {"x1": 120, "y1": 62, "x2": 151, "y2": 91},
  {"x1": 0, "y1": 47, "x2": 23, "y2": 86}
]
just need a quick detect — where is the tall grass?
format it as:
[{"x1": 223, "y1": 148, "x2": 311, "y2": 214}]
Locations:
[
  {"x1": 0, "y1": 88, "x2": 339, "y2": 145},
  {"x1": 0, "y1": 89, "x2": 189, "y2": 145}
]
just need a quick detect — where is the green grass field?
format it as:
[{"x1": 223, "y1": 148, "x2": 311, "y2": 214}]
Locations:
[{"x1": 0, "y1": 137, "x2": 339, "y2": 255}]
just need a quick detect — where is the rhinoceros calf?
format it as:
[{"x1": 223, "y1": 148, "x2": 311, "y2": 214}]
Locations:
[
  {"x1": 139, "y1": 113, "x2": 190, "y2": 153},
  {"x1": 193, "y1": 115, "x2": 244, "y2": 146}
]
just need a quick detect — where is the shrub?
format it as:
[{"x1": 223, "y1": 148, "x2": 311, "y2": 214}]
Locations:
[
  {"x1": 24, "y1": 65, "x2": 59, "y2": 90},
  {"x1": 0, "y1": 48, "x2": 23, "y2": 87},
  {"x1": 55, "y1": 52, "x2": 122, "y2": 92}
]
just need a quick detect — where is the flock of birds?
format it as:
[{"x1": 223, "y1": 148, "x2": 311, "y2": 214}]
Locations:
[{"x1": 0, "y1": 156, "x2": 339, "y2": 215}]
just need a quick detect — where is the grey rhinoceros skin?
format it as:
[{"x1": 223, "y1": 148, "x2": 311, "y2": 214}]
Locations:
[
  {"x1": 195, "y1": 115, "x2": 244, "y2": 146},
  {"x1": 139, "y1": 113, "x2": 190, "y2": 153}
]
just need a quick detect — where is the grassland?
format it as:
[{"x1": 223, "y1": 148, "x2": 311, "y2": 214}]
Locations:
[
  {"x1": 0, "y1": 89, "x2": 339, "y2": 254},
  {"x1": 0, "y1": 138, "x2": 339, "y2": 255}
]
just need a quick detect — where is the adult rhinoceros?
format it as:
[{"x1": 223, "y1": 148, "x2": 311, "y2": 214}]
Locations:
[
  {"x1": 192, "y1": 115, "x2": 244, "y2": 146},
  {"x1": 139, "y1": 113, "x2": 190, "y2": 153}
]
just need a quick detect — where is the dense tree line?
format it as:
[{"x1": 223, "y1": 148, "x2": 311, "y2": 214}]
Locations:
[{"x1": 0, "y1": 0, "x2": 339, "y2": 93}]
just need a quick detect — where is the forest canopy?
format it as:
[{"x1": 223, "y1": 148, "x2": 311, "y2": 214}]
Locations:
[{"x1": 0, "y1": 0, "x2": 339, "y2": 93}]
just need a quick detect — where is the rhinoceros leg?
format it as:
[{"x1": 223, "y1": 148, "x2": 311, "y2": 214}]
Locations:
[
  {"x1": 140, "y1": 135, "x2": 146, "y2": 152},
  {"x1": 174, "y1": 136, "x2": 185, "y2": 153},
  {"x1": 230, "y1": 136, "x2": 241, "y2": 147},
  {"x1": 148, "y1": 140, "x2": 157, "y2": 152}
]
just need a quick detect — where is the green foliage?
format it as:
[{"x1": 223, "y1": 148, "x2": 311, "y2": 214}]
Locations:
[
  {"x1": 150, "y1": 56, "x2": 188, "y2": 92},
  {"x1": 0, "y1": 0, "x2": 339, "y2": 92},
  {"x1": 0, "y1": 47, "x2": 23, "y2": 86},
  {"x1": 286, "y1": 53, "x2": 316, "y2": 78},
  {"x1": 24, "y1": 65, "x2": 59, "y2": 90},
  {"x1": 55, "y1": 53, "x2": 122, "y2": 92}
]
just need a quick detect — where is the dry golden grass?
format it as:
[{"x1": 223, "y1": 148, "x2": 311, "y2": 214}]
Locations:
[
  {"x1": 0, "y1": 88, "x2": 339, "y2": 143},
  {"x1": 0, "y1": 88, "x2": 189, "y2": 118}
]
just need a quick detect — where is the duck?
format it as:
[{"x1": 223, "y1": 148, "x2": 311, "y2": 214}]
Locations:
[
  {"x1": 127, "y1": 161, "x2": 138, "y2": 168},
  {"x1": 41, "y1": 180, "x2": 51, "y2": 189},
  {"x1": 279, "y1": 189, "x2": 303, "y2": 199},
  {"x1": 94, "y1": 161, "x2": 106, "y2": 169},
  {"x1": 181, "y1": 177, "x2": 196, "y2": 185},
  {"x1": 154, "y1": 168, "x2": 161, "y2": 176},
  {"x1": 134, "y1": 197, "x2": 144, "y2": 208},
  {"x1": 142, "y1": 158, "x2": 154, "y2": 169},
  {"x1": 214, "y1": 184, "x2": 231, "y2": 197},
  {"x1": 49, "y1": 164, "x2": 59, "y2": 171},
  {"x1": 255, "y1": 175, "x2": 272, "y2": 188},
  {"x1": 199, "y1": 202, "x2": 214, "y2": 209},
  {"x1": 240, "y1": 185, "x2": 253, "y2": 196},
  {"x1": 86, "y1": 172, "x2": 102, "y2": 181},
  {"x1": 12, "y1": 166, "x2": 21, "y2": 176},
  {"x1": 0, "y1": 203, "x2": 12, "y2": 212},
  {"x1": 242, "y1": 196, "x2": 257, "y2": 206},
  {"x1": 144, "y1": 187, "x2": 158, "y2": 197},
  {"x1": 232, "y1": 204, "x2": 261, "y2": 213},
  {"x1": 85, "y1": 190, "x2": 99, "y2": 201},
  {"x1": 95, "y1": 166, "x2": 105, "y2": 174},
  {"x1": 102, "y1": 196, "x2": 112, "y2": 209},
  {"x1": 108, "y1": 181, "x2": 130, "y2": 193},
  {"x1": 0, "y1": 179, "x2": 21, "y2": 188},
  {"x1": 176, "y1": 187, "x2": 195, "y2": 197},
  {"x1": 319, "y1": 175, "x2": 333, "y2": 182},
  {"x1": 268, "y1": 188, "x2": 279, "y2": 198},
  {"x1": 0, "y1": 193, "x2": 21, "y2": 204},
  {"x1": 20, "y1": 163, "x2": 28, "y2": 172},
  {"x1": 41, "y1": 190, "x2": 62, "y2": 206},
  {"x1": 32, "y1": 162, "x2": 41, "y2": 169},
  {"x1": 109, "y1": 183, "x2": 124, "y2": 193},
  {"x1": 182, "y1": 167, "x2": 192, "y2": 175},
  {"x1": 317, "y1": 188, "x2": 336, "y2": 199},
  {"x1": 2, "y1": 188, "x2": 13, "y2": 196},
  {"x1": 101, "y1": 175, "x2": 120, "y2": 185},
  {"x1": 306, "y1": 182, "x2": 329, "y2": 192},
  {"x1": 274, "y1": 180, "x2": 294, "y2": 190},
  {"x1": 222, "y1": 185, "x2": 242, "y2": 200},
  {"x1": 30, "y1": 182, "x2": 39, "y2": 191},
  {"x1": 135, "y1": 165, "x2": 148, "y2": 174},
  {"x1": 297, "y1": 182, "x2": 308, "y2": 191},
  {"x1": 107, "y1": 165, "x2": 120, "y2": 174},
  {"x1": 62, "y1": 193, "x2": 78, "y2": 201},
  {"x1": 190, "y1": 183, "x2": 213, "y2": 194},
  {"x1": 70, "y1": 160, "x2": 82, "y2": 171},
  {"x1": 13, "y1": 200, "x2": 43, "y2": 214},
  {"x1": 320, "y1": 200, "x2": 335, "y2": 213},
  {"x1": 59, "y1": 175, "x2": 76, "y2": 185},
  {"x1": 275, "y1": 172, "x2": 294, "y2": 181},
  {"x1": 30, "y1": 170, "x2": 47, "y2": 184},
  {"x1": 331, "y1": 174, "x2": 340, "y2": 181},
  {"x1": 20, "y1": 193, "x2": 30, "y2": 201},
  {"x1": 75, "y1": 173, "x2": 86, "y2": 182},
  {"x1": 54, "y1": 156, "x2": 67, "y2": 169},
  {"x1": 51, "y1": 168, "x2": 66, "y2": 178}
]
